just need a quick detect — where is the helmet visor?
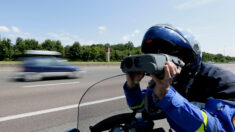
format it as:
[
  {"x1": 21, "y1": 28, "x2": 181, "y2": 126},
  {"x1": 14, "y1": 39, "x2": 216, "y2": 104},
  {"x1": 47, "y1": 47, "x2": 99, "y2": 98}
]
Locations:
[{"x1": 141, "y1": 38, "x2": 196, "y2": 64}]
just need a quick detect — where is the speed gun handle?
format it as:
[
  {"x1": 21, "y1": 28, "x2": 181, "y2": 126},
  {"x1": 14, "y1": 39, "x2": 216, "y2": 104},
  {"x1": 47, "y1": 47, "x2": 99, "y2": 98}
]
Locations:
[{"x1": 166, "y1": 54, "x2": 185, "y2": 73}]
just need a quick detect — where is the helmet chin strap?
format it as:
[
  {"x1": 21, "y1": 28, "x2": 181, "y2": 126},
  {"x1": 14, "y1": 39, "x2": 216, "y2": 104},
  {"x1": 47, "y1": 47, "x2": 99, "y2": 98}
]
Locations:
[
  {"x1": 172, "y1": 65, "x2": 196, "y2": 98},
  {"x1": 183, "y1": 61, "x2": 201, "y2": 77}
]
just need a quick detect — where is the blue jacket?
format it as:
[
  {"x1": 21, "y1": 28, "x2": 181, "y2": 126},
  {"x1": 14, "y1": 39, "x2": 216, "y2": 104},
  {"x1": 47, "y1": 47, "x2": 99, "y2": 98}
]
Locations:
[{"x1": 123, "y1": 62, "x2": 235, "y2": 132}]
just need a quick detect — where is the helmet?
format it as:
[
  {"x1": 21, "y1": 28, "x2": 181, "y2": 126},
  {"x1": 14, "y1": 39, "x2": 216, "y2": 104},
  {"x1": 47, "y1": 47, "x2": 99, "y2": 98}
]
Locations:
[{"x1": 141, "y1": 24, "x2": 201, "y2": 75}]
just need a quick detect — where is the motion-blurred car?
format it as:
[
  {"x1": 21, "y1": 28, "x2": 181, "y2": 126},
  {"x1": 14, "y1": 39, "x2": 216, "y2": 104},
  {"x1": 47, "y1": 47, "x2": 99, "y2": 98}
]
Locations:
[{"x1": 19, "y1": 50, "x2": 85, "y2": 81}]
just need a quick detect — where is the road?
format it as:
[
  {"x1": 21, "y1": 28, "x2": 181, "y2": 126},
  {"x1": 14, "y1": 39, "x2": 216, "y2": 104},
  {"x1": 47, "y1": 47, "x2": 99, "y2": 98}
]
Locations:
[{"x1": 0, "y1": 64, "x2": 235, "y2": 132}]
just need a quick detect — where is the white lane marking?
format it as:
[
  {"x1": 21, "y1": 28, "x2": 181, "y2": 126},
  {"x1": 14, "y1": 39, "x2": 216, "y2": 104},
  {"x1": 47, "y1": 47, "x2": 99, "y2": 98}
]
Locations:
[
  {"x1": 80, "y1": 96, "x2": 125, "y2": 107},
  {"x1": 0, "y1": 95, "x2": 125, "y2": 122},
  {"x1": 8, "y1": 77, "x2": 21, "y2": 79},
  {"x1": 23, "y1": 82, "x2": 80, "y2": 88}
]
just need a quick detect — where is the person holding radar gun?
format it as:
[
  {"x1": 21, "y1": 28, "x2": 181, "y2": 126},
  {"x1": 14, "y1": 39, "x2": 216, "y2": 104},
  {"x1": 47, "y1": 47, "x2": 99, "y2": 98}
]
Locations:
[{"x1": 121, "y1": 24, "x2": 235, "y2": 132}]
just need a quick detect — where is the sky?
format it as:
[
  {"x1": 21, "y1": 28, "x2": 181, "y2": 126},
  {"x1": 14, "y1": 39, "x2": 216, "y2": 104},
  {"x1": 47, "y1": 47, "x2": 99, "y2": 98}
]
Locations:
[{"x1": 0, "y1": 0, "x2": 235, "y2": 56}]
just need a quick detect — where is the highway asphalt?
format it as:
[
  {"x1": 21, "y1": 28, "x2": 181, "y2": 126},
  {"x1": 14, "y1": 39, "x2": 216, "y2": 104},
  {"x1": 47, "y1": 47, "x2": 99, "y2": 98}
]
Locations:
[{"x1": 0, "y1": 64, "x2": 234, "y2": 132}]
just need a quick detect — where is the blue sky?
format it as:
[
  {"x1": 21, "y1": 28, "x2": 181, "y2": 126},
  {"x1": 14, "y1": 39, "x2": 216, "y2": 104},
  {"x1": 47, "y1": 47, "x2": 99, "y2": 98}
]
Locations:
[{"x1": 0, "y1": 0, "x2": 235, "y2": 56}]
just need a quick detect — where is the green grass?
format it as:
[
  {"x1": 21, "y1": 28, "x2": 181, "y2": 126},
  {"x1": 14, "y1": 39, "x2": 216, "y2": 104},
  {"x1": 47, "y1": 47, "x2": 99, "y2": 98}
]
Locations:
[{"x1": 0, "y1": 61, "x2": 21, "y2": 63}]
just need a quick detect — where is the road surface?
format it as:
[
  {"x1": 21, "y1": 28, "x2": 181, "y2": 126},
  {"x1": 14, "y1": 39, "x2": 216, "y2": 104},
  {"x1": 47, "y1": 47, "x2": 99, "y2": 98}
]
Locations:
[{"x1": 0, "y1": 64, "x2": 234, "y2": 132}]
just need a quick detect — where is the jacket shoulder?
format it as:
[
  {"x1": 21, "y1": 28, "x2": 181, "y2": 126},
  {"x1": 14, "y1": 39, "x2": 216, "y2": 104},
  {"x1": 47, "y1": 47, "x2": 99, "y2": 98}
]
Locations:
[
  {"x1": 197, "y1": 63, "x2": 235, "y2": 101},
  {"x1": 200, "y1": 62, "x2": 235, "y2": 82}
]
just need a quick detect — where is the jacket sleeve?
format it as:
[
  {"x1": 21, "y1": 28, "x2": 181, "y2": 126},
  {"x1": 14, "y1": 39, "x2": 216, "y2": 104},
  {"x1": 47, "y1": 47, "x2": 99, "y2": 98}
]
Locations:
[
  {"x1": 157, "y1": 86, "x2": 222, "y2": 132},
  {"x1": 123, "y1": 82, "x2": 146, "y2": 111}
]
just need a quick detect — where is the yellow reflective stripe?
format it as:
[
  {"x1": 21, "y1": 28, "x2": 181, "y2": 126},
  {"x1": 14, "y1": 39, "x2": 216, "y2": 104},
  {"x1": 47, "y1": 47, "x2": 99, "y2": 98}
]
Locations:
[
  {"x1": 129, "y1": 99, "x2": 144, "y2": 110},
  {"x1": 196, "y1": 110, "x2": 208, "y2": 132}
]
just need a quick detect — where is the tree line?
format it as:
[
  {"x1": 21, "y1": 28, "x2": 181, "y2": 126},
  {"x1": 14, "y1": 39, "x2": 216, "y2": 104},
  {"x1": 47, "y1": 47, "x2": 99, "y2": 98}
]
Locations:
[
  {"x1": 0, "y1": 37, "x2": 235, "y2": 63},
  {"x1": 0, "y1": 37, "x2": 141, "y2": 61},
  {"x1": 202, "y1": 52, "x2": 235, "y2": 63}
]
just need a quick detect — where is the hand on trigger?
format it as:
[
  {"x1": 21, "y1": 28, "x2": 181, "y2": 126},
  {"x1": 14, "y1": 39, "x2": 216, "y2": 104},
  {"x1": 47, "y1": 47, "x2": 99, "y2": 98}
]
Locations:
[{"x1": 151, "y1": 61, "x2": 179, "y2": 99}]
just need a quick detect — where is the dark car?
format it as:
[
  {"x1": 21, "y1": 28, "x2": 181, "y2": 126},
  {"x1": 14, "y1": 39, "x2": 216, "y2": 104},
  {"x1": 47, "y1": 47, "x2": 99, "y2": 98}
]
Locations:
[{"x1": 20, "y1": 56, "x2": 85, "y2": 81}]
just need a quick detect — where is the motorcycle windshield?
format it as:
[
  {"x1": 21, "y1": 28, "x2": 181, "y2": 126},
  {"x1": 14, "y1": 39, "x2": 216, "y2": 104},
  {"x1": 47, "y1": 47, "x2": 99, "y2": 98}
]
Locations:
[{"x1": 77, "y1": 74, "x2": 151, "y2": 131}]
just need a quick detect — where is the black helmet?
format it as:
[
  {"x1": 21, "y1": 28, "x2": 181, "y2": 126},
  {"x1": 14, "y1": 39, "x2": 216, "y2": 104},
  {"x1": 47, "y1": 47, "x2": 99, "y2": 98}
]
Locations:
[{"x1": 141, "y1": 24, "x2": 202, "y2": 75}]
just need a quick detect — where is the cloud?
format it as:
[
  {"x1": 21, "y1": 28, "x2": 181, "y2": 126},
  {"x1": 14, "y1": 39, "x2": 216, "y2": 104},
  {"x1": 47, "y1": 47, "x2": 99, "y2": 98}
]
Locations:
[
  {"x1": 98, "y1": 26, "x2": 107, "y2": 31},
  {"x1": 175, "y1": 0, "x2": 216, "y2": 10},
  {"x1": 48, "y1": 32, "x2": 82, "y2": 45},
  {"x1": 12, "y1": 26, "x2": 20, "y2": 33},
  {"x1": 10, "y1": 32, "x2": 31, "y2": 38},
  {"x1": 86, "y1": 40, "x2": 95, "y2": 45},
  {"x1": 122, "y1": 29, "x2": 140, "y2": 41},
  {"x1": 0, "y1": 26, "x2": 46, "y2": 44},
  {"x1": 0, "y1": 26, "x2": 10, "y2": 32},
  {"x1": 0, "y1": 25, "x2": 20, "y2": 33},
  {"x1": 48, "y1": 32, "x2": 97, "y2": 46},
  {"x1": 8, "y1": 32, "x2": 43, "y2": 43},
  {"x1": 98, "y1": 26, "x2": 107, "y2": 34},
  {"x1": 134, "y1": 30, "x2": 140, "y2": 34}
]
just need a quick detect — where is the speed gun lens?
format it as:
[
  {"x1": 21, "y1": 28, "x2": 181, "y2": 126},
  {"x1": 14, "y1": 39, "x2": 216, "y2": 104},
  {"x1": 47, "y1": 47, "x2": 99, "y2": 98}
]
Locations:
[{"x1": 124, "y1": 58, "x2": 132, "y2": 69}]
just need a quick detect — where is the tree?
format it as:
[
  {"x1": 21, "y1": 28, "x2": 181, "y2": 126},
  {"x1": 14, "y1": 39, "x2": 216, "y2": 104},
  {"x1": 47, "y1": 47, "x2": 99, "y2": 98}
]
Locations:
[
  {"x1": 24, "y1": 39, "x2": 39, "y2": 50},
  {"x1": 111, "y1": 44, "x2": 126, "y2": 51},
  {"x1": 64, "y1": 45, "x2": 71, "y2": 59},
  {"x1": 104, "y1": 43, "x2": 110, "y2": 48},
  {"x1": 16, "y1": 37, "x2": 23, "y2": 46},
  {"x1": 0, "y1": 38, "x2": 13, "y2": 60},
  {"x1": 132, "y1": 46, "x2": 142, "y2": 55},
  {"x1": 41, "y1": 39, "x2": 55, "y2": 51},
  {"x1": 215, "y1": 53, "x2": 225, "y2": 62},
  {"x1": 14, "y1": 37, "x2": 26, "y2": 58},
  {"x1": 125, "y1": 41, "x2": 134, "y2": 56},
  {"x1": 125, "y1": 41, "x2": 134, "y2": 50},
  {"x1": 55, "y1": 40, "x2": 64, "y2": 56},
  {"x1": 1, "y1": 36, "x2": 235, "y2": 62},
  {"x1": 81, "y1": 46, "x2": 91, "y2": 61},
  {"x1": 69, "y1": 42, "x2": 82, "y2": 60}
]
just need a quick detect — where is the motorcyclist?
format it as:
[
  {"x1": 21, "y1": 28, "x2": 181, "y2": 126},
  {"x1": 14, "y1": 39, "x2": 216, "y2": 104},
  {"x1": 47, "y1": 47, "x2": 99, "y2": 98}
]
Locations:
[{"x1": 123, "y1": 24, "x2": 235, "y2": 131}]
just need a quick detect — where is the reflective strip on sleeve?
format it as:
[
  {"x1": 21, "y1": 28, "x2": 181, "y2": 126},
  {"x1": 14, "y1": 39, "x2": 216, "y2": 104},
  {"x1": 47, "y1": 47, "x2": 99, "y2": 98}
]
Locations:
[
  {"x1": 196, "y1": 110, "x2": 208, "y2": 132},
  {"x1": 129, "y1": 98, "x2": 145, "y2": 110}
]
